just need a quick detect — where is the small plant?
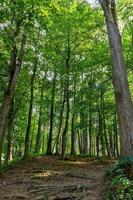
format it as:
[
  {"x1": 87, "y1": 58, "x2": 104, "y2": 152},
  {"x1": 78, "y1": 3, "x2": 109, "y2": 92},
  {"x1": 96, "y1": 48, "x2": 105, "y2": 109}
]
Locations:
[
  {"x1": 104, "y1": 175, "x2": 133, "y2": 200},
  {"x1": 43, "y1": 193, "x2": 49, "y2": 200},
  {"x1": 104, "y1": 158, "x2": 133, "y2": 200}
]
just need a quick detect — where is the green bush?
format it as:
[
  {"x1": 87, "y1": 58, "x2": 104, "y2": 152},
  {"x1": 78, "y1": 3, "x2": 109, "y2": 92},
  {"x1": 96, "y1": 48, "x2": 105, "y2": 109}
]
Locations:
[
  {"x1": 104, "y1": 157, "x2": 133, "y2": 200},
  {"x1": 105, "y1": 175, "x2": 133, "y2": 200}
]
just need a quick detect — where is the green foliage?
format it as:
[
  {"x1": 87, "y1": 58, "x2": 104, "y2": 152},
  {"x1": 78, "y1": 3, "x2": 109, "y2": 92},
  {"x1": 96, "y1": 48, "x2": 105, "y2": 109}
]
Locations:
[
  {"x1": 106, "y1": 157, "x2": 133, "y2": 176},
  {"x1": 43, "y1": 193, "x2": 49, "y2": 200},
  {"x1": 104, "y1": 175, "x2": 133, "y2": 200},
  {"x1": 118, "y1": 156, "x2": 133, "y2": 167},
  {"x1": 0, "y1": 0, "x2": 132, "y2": 167},
  {"x1": 104, "y1": 158, "x2": 133, "y2": 200}
]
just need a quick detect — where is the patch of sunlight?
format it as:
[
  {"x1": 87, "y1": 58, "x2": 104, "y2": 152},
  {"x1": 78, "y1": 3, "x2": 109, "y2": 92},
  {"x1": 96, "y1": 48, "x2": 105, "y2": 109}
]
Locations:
[
  {"x1": 33, "y1": 170, "x2": 54, "y2": 178},
  {"x1": 68, "y1": 161, "x2": 87, "y2": 165}
]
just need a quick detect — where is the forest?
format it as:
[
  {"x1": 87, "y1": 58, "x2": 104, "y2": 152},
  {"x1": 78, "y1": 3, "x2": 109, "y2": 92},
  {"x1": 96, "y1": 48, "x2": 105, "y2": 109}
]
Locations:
[{"x1": 0, "y1": 0, "x2": 133, "y2": 200}]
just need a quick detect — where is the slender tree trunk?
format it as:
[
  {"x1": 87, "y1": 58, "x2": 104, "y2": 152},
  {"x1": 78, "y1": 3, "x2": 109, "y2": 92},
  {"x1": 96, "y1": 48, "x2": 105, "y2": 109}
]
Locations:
[
  {"x1": 78, "y1": 130, "x2": 82, "y2": 154},
  {"x1": 102, "y1": 96, "x2": 111, "y2": 157},
  {"x1": 5, "y1": 99, "x2": 14, "y2": 165},
  {"x1": 103, "y1": 116, "x2": 110, "y2": 157},
  {"x1": 0, "y1": 128, "x2": 6, "y2": 167},
  {"x1": 100, "y1": 0, "x2": 133, "y2": 157},
  {"x1": 98, "y1": 105, "x2": 105, "y2": 157},
  {"x1": 30, "y1": 118, "x2": 36, "y2": 152},
  {"x1": 89, "y1": 104, "x2": 92, "y2": 156},
  {"x1": 80, "y1": 99, "x2": 88, "y2": 155},
  {"x1": 83, "y1": 130, "x2": 89, "y2": 154},
  {"x1": 61, "y1": 30, "x2": 70, "y2": 159},
  {"x1": 71, "y1": 88, "x2": 76, "y2": 155},
  {"x1": 55, "y1": 88, "x2": 65, "y2": 155},
  {"x1": 46, "y1": 73, "x2": 56, "y2": 155},
  {"x1": 109, "y1": 129, "x2": 113, "y2": 156},
  {"x1": 82, "y1": 111, "x2": 89, "y2": 155},
  {"x1": 24, "y1": 60, "x2": 37, "y2": 158},
  {"x1": 61, "y1": 79, "x2": 70, "y2": 158},
  {"x1": 35, "y1": 77, "x2": 45, "y2": 154},
  {"x1": 96, "y1": 131, "x2": 100, "y2": 158}
]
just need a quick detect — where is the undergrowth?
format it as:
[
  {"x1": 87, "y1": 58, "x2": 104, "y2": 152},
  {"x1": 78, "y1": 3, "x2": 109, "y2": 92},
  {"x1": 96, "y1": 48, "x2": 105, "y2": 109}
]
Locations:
[{"x1": 103, "y1": 157, "x2": 133, "y2": 200}]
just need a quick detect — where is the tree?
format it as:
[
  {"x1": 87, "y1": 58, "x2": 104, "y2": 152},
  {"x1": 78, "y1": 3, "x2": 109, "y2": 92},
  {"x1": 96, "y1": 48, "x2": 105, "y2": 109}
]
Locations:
[
  {"x1": 46, "y1": 72, "x2": 57, "y2": 155},
  {"x1": 99, "y1": 0, "x2": 133, "y2": 157}
]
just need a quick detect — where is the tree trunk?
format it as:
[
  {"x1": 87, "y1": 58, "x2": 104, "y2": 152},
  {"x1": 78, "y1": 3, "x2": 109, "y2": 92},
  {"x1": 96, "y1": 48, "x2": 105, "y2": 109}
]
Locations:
[
  {"x1": 83, "y1": 129, "x2": 89, "y2": 155},
  {"x1": 46, "y1": 73, "x2": 56, "y2": 155},
  {"x1": 89, "y1": 104, "x2": 92, "y2": 156},
  {"x1": 24, "y1": 60, "x2": 37, "y2": 158},
  {"x1": 55, "y1": 88, "x2": 65, "y2": 155},
  {"x1": 97, "y1": 105, "x2": 105, "y2": 157},
  {"x1": 100, "y1": 0, "x2": 133, "y2": 157},
  {"x1": 113, "y1": 110, "x2": 119, "y2": 157},
  {"x1": 102, "y1": 95, "x2": 111, "y2": 157},
  {"x1": 78, "y1": 130, "x2": 82, "y2": 154},
  {"x1": 5, "y1": 99, "x2": 14, "y2": 165},
  {"x1": 61, "y1": 30, "x2": 70, "y2": 159},
  {"x1": 30, "y1": 118, "x2": 36, "y2": 152},
  {"x1": 35, "y1": 77, "x2": 45, "y2": 154},
  {"x1": 71, "y1": 88, "x2": 76, "y2": 155},
  {"x1": 0, "y1": 24, "x2": 27, "y2": 152},
  {"x1": 96, "y1": 131, "x2": 100, "y2": 158},
  {"x1": 42, "y1": 133, "x2": 45, "y2": 154},
  {"x1": 61, "y1": 79, "x2": 70, "y2": 158}
]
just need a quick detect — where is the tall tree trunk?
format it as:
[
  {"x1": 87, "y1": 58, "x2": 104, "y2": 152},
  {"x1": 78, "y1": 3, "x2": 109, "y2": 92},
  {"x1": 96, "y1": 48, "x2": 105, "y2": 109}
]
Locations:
[
  {"x1": 100, "y1": 0, "x2": 133, "y2": 157},
  {"x1": 0, "y1": 25, "x2": 27, "y2": 167},
  {"x1": 98, "y1": 104, "x2": 105, "y2": 157},
  {"x1": 96, "y1": 131, "x2": 100, "y2": 158},
  {"x1": 61, "y1": 79, "x2": 70, "y2": 158},
  {"x1": 5, "y1": 99, "x2": 14, "y2": 165},
  {"x1": 24, "y1": 60, "x2": 37, "y2": 158},
  {"x1": 78, "y1": 130, "x2": 82, "y2": 154},
  {"x1": 71, "y1": 88, "x2": 76, "y2": 155},
  {"x1": 102, "y1": 95, "x2": 111, "y2": 157},
  {"x1": 35, "y1": 77, "x2": 45, "y2": 154},
  {"x1": 61, "y1": 30, "x2": 70, "y2": 159},
  {"x1": 83, "y1": 130, "x2": 89, "y2": 154},
  {"x1": 89, "y1": 103, "x2": 92, "y2": 156},
  {"x1": 30, "y1": 118, "x2": 36, "y2": 152},
  {"x1": 82, "y1": 110, "x2": 89, "y2": 155},
  {"x1": 0, "y1": 24, "x2": 27, "y2": 154},
  {"x1": 0, "y1": 128, "x2": 6, "y2": 168},
  {"x1": 55, "y1": 88, "x2": 65, "y2": 155},
  {"x1": 46, "y1": 73, "x2": 56, "y2": 155},
  {"x1": 42, "y1": 133, "x2": 45, "y2": 154}
]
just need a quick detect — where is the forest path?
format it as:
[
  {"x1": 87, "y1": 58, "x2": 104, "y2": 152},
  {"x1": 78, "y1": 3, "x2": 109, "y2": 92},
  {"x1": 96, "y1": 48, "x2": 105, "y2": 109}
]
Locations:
[{"x1": 0, "y1": 156, "x2": 114, "y2": 200}]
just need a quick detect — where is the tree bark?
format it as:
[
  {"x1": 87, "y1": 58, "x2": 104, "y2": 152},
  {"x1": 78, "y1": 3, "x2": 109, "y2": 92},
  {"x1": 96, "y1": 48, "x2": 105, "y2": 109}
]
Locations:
[
  {"x1": 24, "y1": 59, "x2": 37, "y2": 158},
  {"x1": 71, "y1": 87, "x2": 76, "y2": 155},
  {"x1": 55, "y1": 88, "x2": 65, "y2": 155},
  {"x1": 5, "y1": 98, "x2": 14, "y2": 165},
  {"x1": 46, "y1": 72, "x2": 56, "y2": 155},
  {"x1": 102, "y1": 93, "x2": 111, "y2": 157},
  {"x1": 61, "y1": 30, "x2": 70, "y2": 159},
  {"x1": 100, "y1": 0, "x2": 133, "y2": 157},
  {"x1": 35, "y1": 77, "x2": 45, "y2": 154},
  {"x1": 0, "y1": 24, "x2": 27, "y2": 150},
  {"x1": 89, "y1": 103, "x2": 92, "y2": 156},
  {"x1": 61, "y1": 79, "x2": 70, "y2": 158}
]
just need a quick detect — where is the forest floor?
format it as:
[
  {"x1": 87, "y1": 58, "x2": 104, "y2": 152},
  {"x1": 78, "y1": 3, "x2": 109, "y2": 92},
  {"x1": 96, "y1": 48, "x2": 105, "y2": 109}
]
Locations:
[{"x1": 0, "y1": 156, "x2": 115, "y2": 200}]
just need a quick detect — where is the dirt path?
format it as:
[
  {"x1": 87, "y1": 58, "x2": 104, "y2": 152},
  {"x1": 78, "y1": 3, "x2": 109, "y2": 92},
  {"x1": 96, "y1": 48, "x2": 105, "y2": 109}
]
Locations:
[{"x1": 0, "y1": 156, "x2": 114, "y2": 200}]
